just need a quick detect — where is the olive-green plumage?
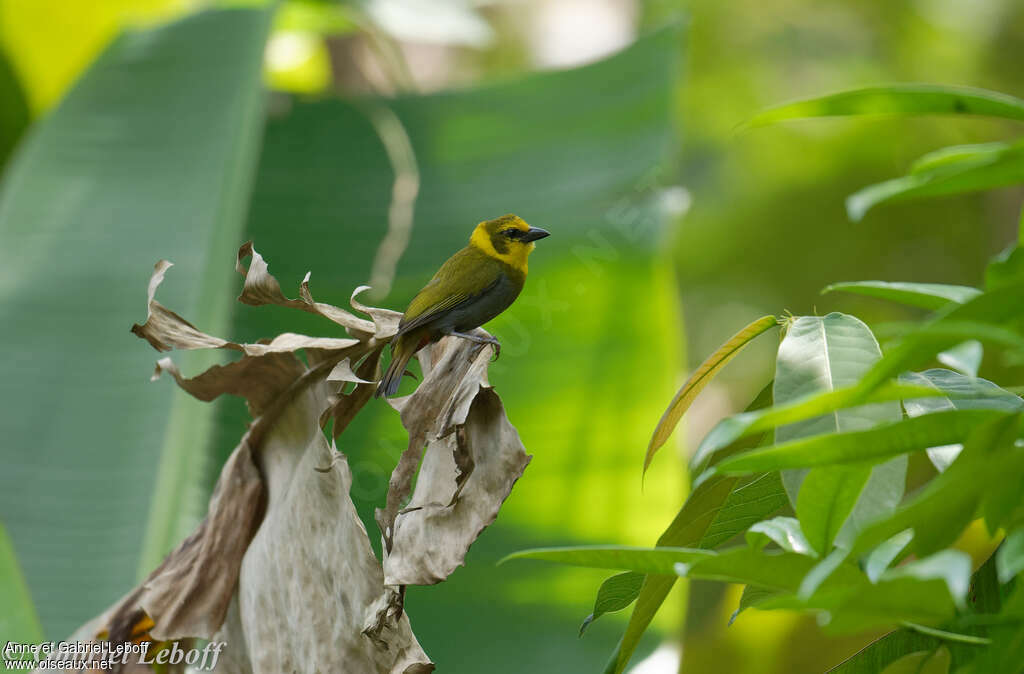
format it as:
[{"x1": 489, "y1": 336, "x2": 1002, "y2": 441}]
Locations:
[{"x1": 376, "y1": 214, "x2": 549, "y2": 398}]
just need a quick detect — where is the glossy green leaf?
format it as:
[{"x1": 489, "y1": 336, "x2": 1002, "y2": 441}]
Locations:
[
  {"x1": 846, "y1": 140, "x2": 1024, "y2": 221},
  {"x1": 749, "y1": 84, "x2": 1024, "y2": 126},
  {"x1": 645, "y1": 315, "x2": 776, "y2": 475},
  {"x1": 0, "y1": 6, "x2": 273, "y2": 638},
  {"x1": 821, "y1": 578, "x2": 959, "y2": 633},
  {"x1": 828, "y1": 559, "x2": 1005, "y2": 673},
  {"x1": 675, "y1": 547, "x2": 826, "y2": 591},
  {"x1": 968, "y1": 581, "x2": 1024, "y2": 672},
  {"x1": 745, "y1": 516, "x2": 814, "y2": 556},
  {"x1": 901, "y1": 369, "x2": 1023, "y2": 471},
  {"x1": 853, "y1": 414, "x2": 1024, "y2": 557},
  {"x1": 0, "y1": 522, "x2": 43, "y2": 657},
  {"x1": 865, "y1": 530, "x2": 914, "y2": 582},
  {"x1": 770, "y1": 314, "x2": 904, "y2": 551},
  {"x1": 936, "y1": 340, "x2": 983, "y2": 377},
  {"x1": 996, "y1": 528, "x2": 1024, "y2": 584},
  {"x1": 579, "y1": 572, "x2": 645, "y2": 636},
  {"x1": 501, "y1": 546, "x2": 714, "y2": 575},
  {"x1": 796, "y1": 464, "x2": 873, "y2": 556},
  {"x1": 717, "y1": 409, "x2": 1013, "y2": 474},
  {"x1": 859, "y1": 283, "x2": 1024, "y2": 392},
  {"x1": 692, "y1": 381, "x2": 940, "y2": 471},
  {"x1": 822, "y1": 281, "x2": 981, "y2": 310},
  {"x1": 882, "y1": 550, "x2": 972, "y2": 610}
]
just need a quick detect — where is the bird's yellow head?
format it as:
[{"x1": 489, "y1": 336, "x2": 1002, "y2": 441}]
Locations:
[{"x1": 469, "y1": 214, "x2": 550, "y2": 274}]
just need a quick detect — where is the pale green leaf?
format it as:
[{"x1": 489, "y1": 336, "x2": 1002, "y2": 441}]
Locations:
[
  {"x1": 745, "y1": 516, "x2": 814, "y2": 556},
  {"x1": 865, "y1": 530, "x2": 914, "y2": 582},
  {"x1": 749, "y1": 84, "x2": 1024, "y2": 126},
  {"x1": 900, "y1": 369, "x2": 1023, "y2": 471},
  {"x1": 996, "y1": 528, "x2": 1024, "y2": 584},
  {"x1": 645, "y1": 315, "x2": 776, "y2": 474},
  {"x1": 936, "y1": 341, "x2": 983, "y2": 377},
  {"x1": 846, "y1": 140, "x2": 1024, "y2": 221},
  {"x1": 822, "y1": 281, "x2": 981, "y2": 310},
  {"x1": 579, "y1": 572, "x2": 645, "y2": 636},
  {"x1": 716, "y1": 409, "x2": 1014, "y2": 474},
  {"x1": 501, "y1": 546, "x2": 714, "y2": 575}
]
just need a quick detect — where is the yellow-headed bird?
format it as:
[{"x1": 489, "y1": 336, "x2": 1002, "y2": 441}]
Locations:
[{"x1": 375, "y1": 214, "x2": 550, "y2": 398}]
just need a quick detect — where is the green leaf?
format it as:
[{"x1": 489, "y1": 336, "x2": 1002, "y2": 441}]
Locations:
[
  {"x1": 828, "y1": 554, "x2": 1001, "y2": 674},
  {"x1": 757, "y1": 313, "x2": 904, "y2": 553},
  {"x1": 865, "y1": 530, "x2": 914, "y2": 582},
  {"x1": 900, "y1": 369, "x2": 1023, "y2": 471},
  {"x1": 996, "y1": 528, "x2": 1024, "y2": 584},
  {"x1": 748, "y1": 84, "x2": 1024, "y2": 126},
  {"x1": 878, "y1": 648, "x2": 951, "y2": 674},
  {"x1": 675, "y1": 547, "x2": 820, "y2": 590},
  {"x1": 882, "y1": 550, "x2": 973, "y2": 610},
  {"x1": 796, "y1": 464, "x2": 873, "y2": 556},
  {"x1": 0, "y1": 43, "x2": 30, "y2": 169},
  {"x1": 859, "y1": 283, "x2": 1024, "y2": 392},
  {"x1": 745, "y1": 516, "x2": 814, "y2": 556},
  {"x1": 717, "y1": 409, "x2": 1013, "y2": 474},
  {"x1": 969, "y1": 580, "x2": 1024, "y2": 672},
  {"x1": 846, "y1": 140, "x2": 1024, "y2": 221},
  {"x1": 645, "y1": 315, "x2": 776, "y2": 475},
  {"x1": 579, "y1": 572, "x2": 645, "y2": 636},
  {"x1": 730, "y1": 584, "x2": 786, "y2": 625},
  {"x1": 986, "y1": 244, "x2": 1024, "y2": 290},
  {"x1": 606, "y1": 385, "x2": 781, "y2": 673},
  {"x1": 693, "y1": 381, "x2": 940, "y2": 471},
  {"x1": 0, "y1": 6, "x2": 273, "y2": 637},
  {"x1": 936, "y1": 341, "x2": 983, "y2": 377},
  {"x1": 853, "y1": 414, "x2": 1024, "y2": 557},
  {"x1": 901, "y1": 624, "x2": 990, "y2": 646},
  {"x1": 699, "y1": 471, "x2": 790, "y2": 548},
  {"x1": 822, "y1": 281, "x2": 981, "y2": 310},
  {"x1": 0, "y1": 522, "x2": 43, "y2": 654},
  {"x1": 500, "y1": 546, "x2": 714, "y2": 575}
]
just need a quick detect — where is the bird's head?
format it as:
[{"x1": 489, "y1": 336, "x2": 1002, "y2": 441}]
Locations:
[{"x1": 469, "y1": 214, "x2": 550, "y2": 274}]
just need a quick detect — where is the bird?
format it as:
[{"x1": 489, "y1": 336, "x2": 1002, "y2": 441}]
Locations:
[{"x1": 375, "y1": 214, "x2": 550, "y2": 398}]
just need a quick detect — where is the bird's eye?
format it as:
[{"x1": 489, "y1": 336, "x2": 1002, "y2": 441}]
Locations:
[{"x1": 502, "y1": 228, "x2": 521, "y2": 240}]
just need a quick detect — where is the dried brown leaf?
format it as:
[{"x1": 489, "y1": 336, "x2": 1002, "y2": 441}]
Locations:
[
  {"x1": 376, "y1": 335, "x2": 530, "y2": 585},
  {"x1": 384, "y1": 387, "x2": 531, "y2": 585}
]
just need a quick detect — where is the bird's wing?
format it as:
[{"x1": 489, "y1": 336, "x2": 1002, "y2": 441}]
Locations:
[{"x1": 395, "y1": 275, "x2": 500, "y2": 337}]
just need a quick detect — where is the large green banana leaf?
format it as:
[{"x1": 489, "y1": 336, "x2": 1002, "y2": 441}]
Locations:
[{"x1": 0, "y1": 6, "x2": 273, "y2": 638}]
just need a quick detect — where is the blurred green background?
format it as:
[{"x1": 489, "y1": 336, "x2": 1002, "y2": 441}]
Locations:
[{"x1": 0, "y1": 1, "x2": 1021, "y2": 672}]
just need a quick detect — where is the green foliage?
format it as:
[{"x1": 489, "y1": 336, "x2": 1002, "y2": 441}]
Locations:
[
  {"x1": 0, "y1": 522, "x2": 43, "y2": 659},
  {"x1": 509, "y1": 82, "x2": 1024, "y2": 672},
  {"x1": 0, "y1": 6, "x2": 274, "y2": 637}
]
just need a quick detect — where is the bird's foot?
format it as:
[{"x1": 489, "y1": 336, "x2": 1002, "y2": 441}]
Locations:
[{"x1": 448, "y1": 331, "x2": 501, "y2": 360}]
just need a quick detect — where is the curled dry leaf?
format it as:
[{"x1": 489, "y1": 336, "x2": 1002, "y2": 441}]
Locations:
[
  {"x1": 377, "y1": 337, "x2": 532, "y2": 586},
  {"x1": 42, "y1": 241, "x2": 530, "y2": 673}
]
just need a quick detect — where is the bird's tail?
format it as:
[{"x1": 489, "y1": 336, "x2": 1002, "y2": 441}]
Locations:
[{"x1": 375, "y1": 334, "x2": 417, "y2": 398}]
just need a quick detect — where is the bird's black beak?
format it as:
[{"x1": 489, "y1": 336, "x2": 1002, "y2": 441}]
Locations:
[{"x1": 523, "y1": 227, "x2": 550, "y2": 242}]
